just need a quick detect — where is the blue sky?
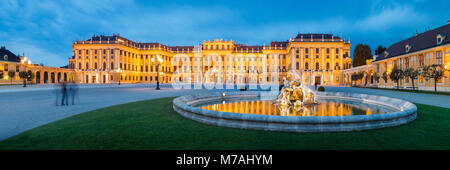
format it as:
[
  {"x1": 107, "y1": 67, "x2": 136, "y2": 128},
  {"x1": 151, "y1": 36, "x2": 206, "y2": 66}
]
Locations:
[{"x1": 0, "y1": 0, "x2": 449, "y2": 67}]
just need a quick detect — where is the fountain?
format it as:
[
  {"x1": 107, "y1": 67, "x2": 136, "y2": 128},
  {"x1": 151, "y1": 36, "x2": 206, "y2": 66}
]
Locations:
[{"x1": 172, "y1": 55, "x2": 417, "y2": 132}]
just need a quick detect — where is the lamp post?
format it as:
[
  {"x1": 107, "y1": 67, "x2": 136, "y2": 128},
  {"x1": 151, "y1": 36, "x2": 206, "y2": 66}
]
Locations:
[
  {"x1": 21, "y1": 57, "x2": 31, "y2": 87},
  {"x1": 117, "y1": 68, "x2": 122, "y2": 85},
  {"x1": 151, "y1": 55, "x2": 163, "y2": 90}
]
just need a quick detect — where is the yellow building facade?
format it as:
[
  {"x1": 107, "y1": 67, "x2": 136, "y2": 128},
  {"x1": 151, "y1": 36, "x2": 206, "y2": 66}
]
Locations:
[
  {"x1": 343, "y1": 22, "x2": 450, "y2": 92},
  {"x1": 69, "y1": 33, "x2": 351, "y2": 85},
  {"x1": 1, "y1": 46, "x2": 74, "y2": 85}
]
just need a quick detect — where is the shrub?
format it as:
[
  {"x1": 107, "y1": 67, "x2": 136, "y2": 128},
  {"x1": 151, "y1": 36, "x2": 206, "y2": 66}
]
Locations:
[{"x1": 318, "y1": 86, "x2": 325, "y2": 91}]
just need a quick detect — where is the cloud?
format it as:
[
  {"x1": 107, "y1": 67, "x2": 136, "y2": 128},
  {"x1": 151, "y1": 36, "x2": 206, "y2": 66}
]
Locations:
[{"x1": 355, "y1": 4, "x2": 428, "y2": 31}]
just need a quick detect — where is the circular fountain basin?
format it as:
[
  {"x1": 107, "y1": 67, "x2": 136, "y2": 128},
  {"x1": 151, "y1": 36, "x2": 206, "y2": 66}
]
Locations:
[{"x1": 172, "y1": 91, "x2": 417, "y2": 132}]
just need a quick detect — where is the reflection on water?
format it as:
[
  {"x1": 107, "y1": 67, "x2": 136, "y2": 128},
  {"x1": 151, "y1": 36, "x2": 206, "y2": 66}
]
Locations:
[{"x1": 199, "y1": 99, "x2": 391, "y2": 117}]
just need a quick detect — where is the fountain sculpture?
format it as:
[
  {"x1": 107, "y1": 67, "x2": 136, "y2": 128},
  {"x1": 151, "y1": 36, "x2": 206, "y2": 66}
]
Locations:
[{"x1": 276, "y1": 71, "x2": 318, "y2": 109}]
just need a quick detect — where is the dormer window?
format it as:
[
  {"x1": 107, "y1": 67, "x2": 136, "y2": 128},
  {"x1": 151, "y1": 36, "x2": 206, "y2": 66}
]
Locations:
[
  {"x1": 405, "y1": 44, "x2": 412, "y2": 53},
  {"x1": 384, "y1": 51, "x2": 390, "y2": 57},
  {"x1": 437, "y1": 34, "x2": 447, "y2": 45},
  {"x1": 4, "y1": 55, "x2": 8, "y2": 61}
]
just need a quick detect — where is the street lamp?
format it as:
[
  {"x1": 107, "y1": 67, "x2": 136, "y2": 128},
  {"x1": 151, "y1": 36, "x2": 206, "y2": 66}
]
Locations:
[
  {"x1": 117, "y1": 68, "x2": 123, "y2": 85},
  {"x1": 21, "y1": 57, "x2": 31, "y2": 87},
  {"x1": 151, "y1": 55, "x2": 164, "y2": 90}
]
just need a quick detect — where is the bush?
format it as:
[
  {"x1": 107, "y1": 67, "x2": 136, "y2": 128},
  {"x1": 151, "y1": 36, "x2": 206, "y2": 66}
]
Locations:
[{"x1": 318, "y1": 86, "x2": 325, "y2": 92}]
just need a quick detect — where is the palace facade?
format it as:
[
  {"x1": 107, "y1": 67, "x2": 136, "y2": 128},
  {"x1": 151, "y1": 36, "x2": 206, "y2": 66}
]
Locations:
[
  {"x1": 343, "y1": 22, "x2": 450, "y2": 92},
  {"x1": 69, "y1": 33, "x2": 352, "y2": 85}
]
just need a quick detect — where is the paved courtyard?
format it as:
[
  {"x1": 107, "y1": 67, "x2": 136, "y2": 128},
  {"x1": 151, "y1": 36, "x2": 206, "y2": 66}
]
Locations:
[
  {"x1": 0, "y1": 84, "x2": 236, "y2": 141},
  {"x1": 0, "y1": 84, "x2": 448, "y2": 141}
]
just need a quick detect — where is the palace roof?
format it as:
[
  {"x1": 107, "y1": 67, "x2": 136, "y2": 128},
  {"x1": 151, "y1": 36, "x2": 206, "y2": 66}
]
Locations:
[
  {"x1": 375, "y1": 23, "x2": 450, "y2": 61},
  {"x1": 0, "y1": 46, "x2": 21, "y2": 62}
]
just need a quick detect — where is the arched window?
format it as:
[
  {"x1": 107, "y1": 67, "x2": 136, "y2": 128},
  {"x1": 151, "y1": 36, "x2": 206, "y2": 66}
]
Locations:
[
  {"x1": 315, "y1": 62, "x2": 319, "y2": 70},
  {"x1": 94, "y1": 62, "x2": 98, "y2": 69},
  {"x1": 296, "y1": 62, "x2": 299, "y2": 70},
  {"x1": 111, "y1": 62, "x2": 114, "y2": 69},
  {"x1": 86, "y1": 62, "x2": 89, "y2": 69},
  {"x1": 103, "y1": 62, "x2": 106, "y2": 70},
  {"x1": 326, "y1": 63, "x2": 330, "y2": 70},
  {"x1": 305, "y1": 62, "x2": 309, "y2": 70},
  {"x1": 78, "y1": 63, "x2": 82, "y2": 69}
]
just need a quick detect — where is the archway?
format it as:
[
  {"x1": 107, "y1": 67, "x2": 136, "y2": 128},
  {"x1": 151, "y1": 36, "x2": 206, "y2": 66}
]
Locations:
[
  {"x1": 57, "y1": 72, "x2": 61, "y2": 83},
  {"x1": 43, "y1": 72, "x2": 48, "y2": 84},
  {"x1": 51, "y1": 72, "x2": 55, "y2": 83},
  {"x1": 35, "y1": 71, "x2": 41, "y2": 84}
]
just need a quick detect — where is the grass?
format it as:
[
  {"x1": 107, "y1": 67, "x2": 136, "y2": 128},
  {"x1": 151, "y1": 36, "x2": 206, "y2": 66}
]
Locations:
[
  {"x1": 354, "y1": 86, "x2": 450, "y2": 96},
  {"x1": 0, "y1": 97, "x2": 449, "y2": 150}
]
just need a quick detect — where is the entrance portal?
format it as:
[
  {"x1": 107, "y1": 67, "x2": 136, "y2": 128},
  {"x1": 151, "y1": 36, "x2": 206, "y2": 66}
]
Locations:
[{"x1": 315, "y1": 76, "x2": 321, "y2": 85}]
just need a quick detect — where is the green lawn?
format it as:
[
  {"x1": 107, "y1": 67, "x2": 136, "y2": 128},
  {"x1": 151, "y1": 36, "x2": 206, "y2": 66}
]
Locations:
[{"x1": 1, "y1": 97, "x2": 449, "y2": 150}]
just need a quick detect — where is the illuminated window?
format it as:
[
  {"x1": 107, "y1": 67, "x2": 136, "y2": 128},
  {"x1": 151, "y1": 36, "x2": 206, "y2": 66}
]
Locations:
[{"x1": 436, "y1": 51, "x2": 443, "y2": 65}]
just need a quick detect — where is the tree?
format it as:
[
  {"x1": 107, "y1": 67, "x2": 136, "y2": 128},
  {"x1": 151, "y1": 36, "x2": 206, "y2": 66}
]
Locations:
[
  {"x1": 423, "y1": 64, "x2": 445, "y2": 92},
  {"x1": 8, "y1": 71, "x2": 15, "y2": 85},
  {"x1": 373, "y1": 72, "x2": 380, "y2": 86},
  {"x1": 404, "y1": 68, "x2": 420, "y2": 90},
  {"x1": 382, "y1": 71, "x2": 389, "y2": 88},
  {"x1": 389, "y1": 66, "x2": 404, "y2": 89},
  {"x1": 353, "y1": 44, "x2": 372, "y2": 67},
  {"x1": 374, "y1": 46, "x2": 387, "y2": 55},
  {"x1": 19, "y1": 71, "x2": 28, "y2": 87}
]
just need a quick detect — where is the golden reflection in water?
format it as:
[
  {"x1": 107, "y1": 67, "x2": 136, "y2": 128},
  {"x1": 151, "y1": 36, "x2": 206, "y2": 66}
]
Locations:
[{"x1": 200, "y1": 100, "x2": 381, "y2": 117}]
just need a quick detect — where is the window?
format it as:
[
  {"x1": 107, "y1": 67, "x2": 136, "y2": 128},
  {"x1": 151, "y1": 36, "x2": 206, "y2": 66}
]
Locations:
[
  {"x1": 336, "y1": 48, "x2": 339, "y2": 54},
  {"x1": 94, "y1": 62, "x2": 97, "y2": 69},
  {"x1": 315, "y1": 62, "x2": 319, "y2": 70},
  {"x1": 436, "y1": 51, "x2": 443, "y2": 65},
  {"x1": 419, "y1": 54, "x2": 424, "y2": 67},
  {"x1": 94, "y1": 50, "x2": 97, "y2": 54},
  {"x1": 103, "y1": 49, "x2": 106, "y2": 54},
  {"x1": 305, "y1": 48, "x2": 309, "y2": 53},
  {"x1": 316, "y1": 55, "x2": 319, "y2": 58},
  {"x1": 296, "y1": 55, "x2": 299, "y2": 58},
  {"x1": 86, "y1": 62, "x2": 89, "y2": 69},
  {"x1": 78, "y1": 63, "x2": 82, "y2": 69},
  {"x1": 296, "y1": 62, "x2": 299, "y2": 70},
  {"x1": 405, "y1": 57, "x2": 409, "y2": 68},
  {"x1": 336, "y1": 55, "x2": 339, "y2": 59},
  {"x1": 111, "y1": 49, "x2": 114, "y2": 54},
  {"x1": 316, "y1": 48, "x2": 319, "y2": 53},
  {"x1": 305, "y1": 62, "x2": 309, "y2": 70},
  {"x1": 326, "y1": 63, "x2": 330, "y2": 70},
  {"x1": 103, "y1": 62, "x2": 106, "y2": 70},
  {"x1": 111, "y1": 62, "x2": 114, "y2": 69},
  {"x1": 305, "y1": 55, "x2": 308, "y2": 58},
  {"x1": 326, "y1": 48, "x2": 330, "y2": 54},
  {"x1": 86, "y1": 50, "x2": 89, "y2": 54}
]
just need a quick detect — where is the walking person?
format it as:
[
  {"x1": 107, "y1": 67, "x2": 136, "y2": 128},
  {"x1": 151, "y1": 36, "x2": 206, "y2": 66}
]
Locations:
[
  {"x1": 69, "y1": 82, "x2": 79, "y2": 105},
  {"x1": 61, "y1": 81, "x2": 68, "y2": 106}
]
